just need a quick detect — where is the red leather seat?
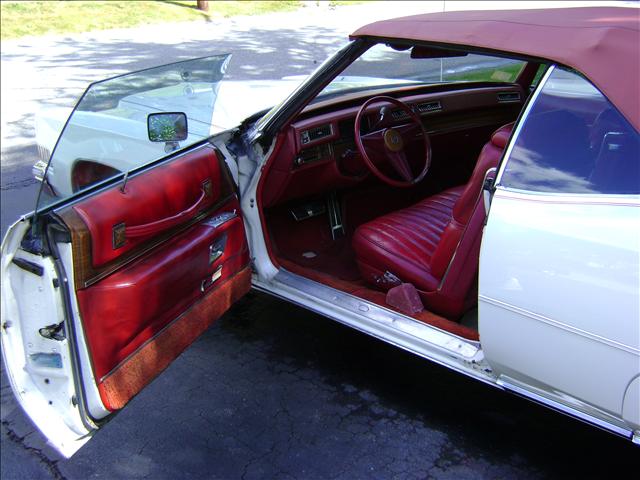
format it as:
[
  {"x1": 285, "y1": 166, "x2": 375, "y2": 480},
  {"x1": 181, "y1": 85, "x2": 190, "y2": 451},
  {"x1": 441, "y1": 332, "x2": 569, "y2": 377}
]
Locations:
[{"x1": 352, "y1": 123, "x2": 514, "y2": 318}]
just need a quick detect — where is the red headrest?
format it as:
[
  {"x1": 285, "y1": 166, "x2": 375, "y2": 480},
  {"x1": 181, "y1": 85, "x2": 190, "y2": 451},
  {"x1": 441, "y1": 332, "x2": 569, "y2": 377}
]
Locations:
[
  {"x1": 452, "y1": 122, "x2": 515, "y2": 225},
  {"x1": 491, "y1": 122, "x2": 515, "y2": 149}
]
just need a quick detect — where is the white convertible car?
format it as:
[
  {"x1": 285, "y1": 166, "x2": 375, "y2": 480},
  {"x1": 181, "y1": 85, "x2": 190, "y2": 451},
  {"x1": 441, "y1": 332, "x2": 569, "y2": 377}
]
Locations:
[{"x1": 1, "y1": 7, "x2": 639, "y2": 457}]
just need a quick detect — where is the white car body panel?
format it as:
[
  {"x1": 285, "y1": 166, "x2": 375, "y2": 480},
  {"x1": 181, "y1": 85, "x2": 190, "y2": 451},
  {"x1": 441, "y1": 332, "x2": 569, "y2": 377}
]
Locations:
[
  {"x1": 58, "y1": 241, "x2": 112, "y2": 421},
  {"x1": 479, "y1": 188, "x2": 640, "y2": 426}
]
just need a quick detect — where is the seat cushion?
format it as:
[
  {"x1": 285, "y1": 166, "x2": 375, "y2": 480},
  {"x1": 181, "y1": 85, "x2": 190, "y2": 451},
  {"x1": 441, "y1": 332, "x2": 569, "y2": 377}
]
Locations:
[
  {"x1": 352, "y1": 122, "x2": 514, "y2": 316},
  {"x1": 352, "y1": 186, "x2": 464, "y2": 292}
]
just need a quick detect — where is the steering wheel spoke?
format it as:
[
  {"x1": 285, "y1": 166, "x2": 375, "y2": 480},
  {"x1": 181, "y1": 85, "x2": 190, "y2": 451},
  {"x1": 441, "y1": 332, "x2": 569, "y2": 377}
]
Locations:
[
  {"x1": 386, "y1": 149, "x2": 414, "y2": 182},
  {"x1": 360, "y1": 129, "x2": 386, "y2": 151}
]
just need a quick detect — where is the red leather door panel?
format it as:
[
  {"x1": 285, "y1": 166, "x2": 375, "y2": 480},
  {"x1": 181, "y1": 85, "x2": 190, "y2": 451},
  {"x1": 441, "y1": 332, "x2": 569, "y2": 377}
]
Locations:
[
  {"x1": 62, "y1": 145, "x2": 251, "y2": 411},
  {"x1": 73, "y1": 147, "x2": 223, "y2": 268},
  {"x1": 77, "y1": 214, "x2": 248, "y2": 381}
]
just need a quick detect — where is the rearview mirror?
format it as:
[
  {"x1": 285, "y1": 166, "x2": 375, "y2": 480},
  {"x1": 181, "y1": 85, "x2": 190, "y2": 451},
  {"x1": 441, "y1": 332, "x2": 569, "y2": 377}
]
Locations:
[
  {"x1": 147, "y1": 112, "x2": 188, "y2": 142},
  {"x1": 410, "y1": 46, "x2": 468, "y2": 59}
]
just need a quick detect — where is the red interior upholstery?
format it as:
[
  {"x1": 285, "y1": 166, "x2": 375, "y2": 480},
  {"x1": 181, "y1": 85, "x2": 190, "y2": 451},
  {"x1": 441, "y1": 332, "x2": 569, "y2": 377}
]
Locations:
[
  {"x1": 352, "y1": 187, "x2": 464, "y2": 292},
  {"x1": 77, "y1": 210, "x2": 248, "y2": 381},
  {"x1": 71, "y1": 145, "x2": 251, "y2": 408},
  {"x1": 352, "y1": 122, "x2": 514, "y2": 317},
  {"x1": 74, "y1": 146, "x2": 222, "y2": 268}
]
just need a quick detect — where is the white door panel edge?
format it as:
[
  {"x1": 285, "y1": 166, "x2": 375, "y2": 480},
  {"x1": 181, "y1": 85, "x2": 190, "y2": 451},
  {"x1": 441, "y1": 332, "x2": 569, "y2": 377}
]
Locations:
[
  {"x1": 58, "y1": 242, "x2": 111, "y2": 420},
  {"x1": 241, "y1": 138, "x2": 280, "y2": 282},
  {"x1": 1, "y1": 220, "x2": 92, "y2": 457}
]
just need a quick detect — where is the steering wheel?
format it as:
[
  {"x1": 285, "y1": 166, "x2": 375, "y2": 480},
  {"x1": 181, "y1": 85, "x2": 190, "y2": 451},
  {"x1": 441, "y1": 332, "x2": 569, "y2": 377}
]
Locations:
[{"x1": 354, "y1": 96, "x2": 431, "y2": 188}]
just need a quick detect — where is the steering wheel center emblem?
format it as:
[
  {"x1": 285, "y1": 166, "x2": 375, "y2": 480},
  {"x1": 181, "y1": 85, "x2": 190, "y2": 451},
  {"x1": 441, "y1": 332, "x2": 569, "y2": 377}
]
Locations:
[{"x1": 384, "y1": 128, "x2": 404, "y2": 152}]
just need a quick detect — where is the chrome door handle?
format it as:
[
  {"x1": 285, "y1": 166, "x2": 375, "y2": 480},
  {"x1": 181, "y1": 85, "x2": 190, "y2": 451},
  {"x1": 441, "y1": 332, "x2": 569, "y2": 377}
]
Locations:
[
  {"x1": 208, "y1": 234, "x2": 227, "y2": 265},
  {"x1": 209, "y1": 245, "x2": 223, "y2": 264},
  {"x1": 201, "y1": 266, "x2": 223, "y2": 292}
]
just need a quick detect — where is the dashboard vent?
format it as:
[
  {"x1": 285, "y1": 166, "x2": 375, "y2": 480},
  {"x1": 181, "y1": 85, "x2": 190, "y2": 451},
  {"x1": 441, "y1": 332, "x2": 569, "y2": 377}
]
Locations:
[
  {"x1": 391, "y1": 110, "x2": 409, "y2": 121},
  {"x1": 301, "y1": 124, "x2": 333, "y2": 144},
  {"x1": 416, "y1": 101, "x2": 442, "y2": 113},
  {"x1": 497, "y1": 92, "x2": 521, "y2": 103},
  {"x1": 391, "y1": 101, "x2": 442, "y2": 121}
]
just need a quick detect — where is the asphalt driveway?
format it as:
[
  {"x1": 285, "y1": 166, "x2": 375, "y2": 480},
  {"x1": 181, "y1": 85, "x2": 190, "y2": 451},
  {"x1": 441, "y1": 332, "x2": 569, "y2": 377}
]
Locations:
[
  {"x1": 3, "y1": 290, "x2": 638, "y2": 479},
  {"x1": 1, "y1": 3, "x2": 638, "y2": 479}
]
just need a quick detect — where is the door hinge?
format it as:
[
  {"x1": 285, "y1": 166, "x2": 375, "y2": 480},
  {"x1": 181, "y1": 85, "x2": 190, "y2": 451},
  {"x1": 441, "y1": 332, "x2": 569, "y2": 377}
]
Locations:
[{"x1": 39, "y1": 322, "x2": 66, "y2": 341}]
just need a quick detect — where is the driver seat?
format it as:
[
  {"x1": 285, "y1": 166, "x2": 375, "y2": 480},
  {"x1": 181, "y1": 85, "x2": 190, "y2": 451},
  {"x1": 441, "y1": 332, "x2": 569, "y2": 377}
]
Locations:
[{"x1": 352, "y1": 123, "x2": 514, "y2": 318}]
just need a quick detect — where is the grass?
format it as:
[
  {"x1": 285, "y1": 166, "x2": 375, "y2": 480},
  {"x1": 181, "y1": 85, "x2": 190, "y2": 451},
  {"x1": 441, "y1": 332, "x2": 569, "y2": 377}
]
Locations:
[
  {"x1": 445, "y1": 62, "x2": 524, "y2": 83},
  {"x1": 0, "y1": 1, "x2": 303, "y2": 40}
]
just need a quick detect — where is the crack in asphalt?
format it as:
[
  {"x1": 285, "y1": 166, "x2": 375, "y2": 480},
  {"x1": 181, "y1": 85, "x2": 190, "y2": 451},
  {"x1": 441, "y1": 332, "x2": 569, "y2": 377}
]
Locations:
[
  {"x1": 1, "y1": 420, "x2": 66, "y2": 480},
  {"x1": 240, "y1": 442, "x2": 277, "y2": 480},
  {"x1": 0, "y1": 177, "x2": 38, "y2": 190}
]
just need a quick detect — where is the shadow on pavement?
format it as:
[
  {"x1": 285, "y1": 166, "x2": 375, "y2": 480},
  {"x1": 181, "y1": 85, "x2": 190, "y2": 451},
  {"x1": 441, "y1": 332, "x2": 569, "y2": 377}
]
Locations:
[{"x1": 1, "y1": 25, "x2": 345, "y2": 232}]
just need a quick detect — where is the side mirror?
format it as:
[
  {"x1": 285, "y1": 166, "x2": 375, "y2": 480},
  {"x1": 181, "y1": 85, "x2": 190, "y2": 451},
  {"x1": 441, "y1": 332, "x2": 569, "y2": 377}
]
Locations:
[{"x1": 147, "y1": 112, "x2": 188, "y2": 142}]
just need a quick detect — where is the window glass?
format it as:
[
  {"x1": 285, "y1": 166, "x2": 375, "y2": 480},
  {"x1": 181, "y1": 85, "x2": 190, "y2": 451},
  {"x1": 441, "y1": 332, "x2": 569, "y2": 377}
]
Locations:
[
  {"x1": 530, "y1": 64, "x2": 548, "y2": 88},
  {"x1": 501, "y1": 67, "x2": 639, "y2": 194},
  {"x1": 36, "y1": 55, "x2": 230, "y2": 211},
  {"x1": 317, "y1": 43, "x2": 525, "y2": 101}
]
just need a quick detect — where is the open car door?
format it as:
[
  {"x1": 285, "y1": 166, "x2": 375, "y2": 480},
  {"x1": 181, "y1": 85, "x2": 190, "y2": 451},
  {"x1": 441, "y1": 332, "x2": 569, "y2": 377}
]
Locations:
[{"x1": 1, "y1": 56, "x2": 252, "y2": 457}]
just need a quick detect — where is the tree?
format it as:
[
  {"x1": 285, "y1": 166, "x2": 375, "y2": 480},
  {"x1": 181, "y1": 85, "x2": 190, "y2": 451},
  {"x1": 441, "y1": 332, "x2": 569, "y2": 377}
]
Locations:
[{"x1": 197, "y1": 1, "x2": 209, "y2": 11}]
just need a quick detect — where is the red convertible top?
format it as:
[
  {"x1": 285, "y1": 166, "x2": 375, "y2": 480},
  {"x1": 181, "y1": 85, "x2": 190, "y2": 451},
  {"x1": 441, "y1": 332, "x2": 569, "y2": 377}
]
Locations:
[{"x1": 352, "y1": 7, "x2": 640, "y2": 131}]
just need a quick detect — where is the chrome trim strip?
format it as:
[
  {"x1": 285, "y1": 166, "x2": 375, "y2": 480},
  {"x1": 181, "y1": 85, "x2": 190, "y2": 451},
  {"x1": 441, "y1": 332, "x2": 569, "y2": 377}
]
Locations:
[
  {"x1": 498, "y1": 377, "x2": 633, "y2": 440},
  {"x1": 479, "y1": 295, "x2": 640, "y2": 355},
  {"x1": 493, "y1": 188, "x2": 640, "y2": 207},
  {"x1": 495, "y1": 65, "x2": 556, "y2": 186}
]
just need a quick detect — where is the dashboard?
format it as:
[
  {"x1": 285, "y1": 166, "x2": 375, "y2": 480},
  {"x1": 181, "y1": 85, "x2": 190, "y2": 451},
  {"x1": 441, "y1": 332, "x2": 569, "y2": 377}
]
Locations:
[{"x1": 261, "y1": 83, "x2": 525, "y2": 208}]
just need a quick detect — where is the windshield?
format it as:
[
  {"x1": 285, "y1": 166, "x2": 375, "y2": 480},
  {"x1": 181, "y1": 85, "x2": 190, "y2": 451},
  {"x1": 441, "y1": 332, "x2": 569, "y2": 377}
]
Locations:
[
  {"x1": 318, "y1": 43, "x2": 525, "y2": 100},
  {"x1": 36, "y1": 55, "x2": 230, "y2": 211}
]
